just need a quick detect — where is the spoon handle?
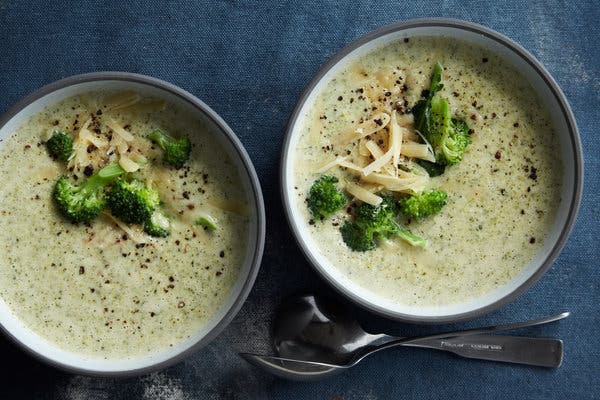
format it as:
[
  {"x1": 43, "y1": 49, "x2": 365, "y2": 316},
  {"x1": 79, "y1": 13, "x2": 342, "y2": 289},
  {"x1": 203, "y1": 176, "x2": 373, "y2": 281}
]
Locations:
[{"x1": 402, "y1": 335, "x2": 563, "y2": 367}]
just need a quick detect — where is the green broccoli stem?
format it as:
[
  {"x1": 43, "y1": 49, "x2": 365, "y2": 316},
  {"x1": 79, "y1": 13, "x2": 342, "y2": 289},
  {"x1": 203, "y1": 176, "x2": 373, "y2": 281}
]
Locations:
[
  {"x1": 392, "y1": 221, "x2": 427, "y2": 248},
  {"x1": 428, "y1": 62, "x2": 444, "y2": 96},
  {"x1": 147, "y1": 129, "x2": 171, "y2": 149},
  {"x1": 83, "y1": 163, "x2": 125, "y2": 193}
]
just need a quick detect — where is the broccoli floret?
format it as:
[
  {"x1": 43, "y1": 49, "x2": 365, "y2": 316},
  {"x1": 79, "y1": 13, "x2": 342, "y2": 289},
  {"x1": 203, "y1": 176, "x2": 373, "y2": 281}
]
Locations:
[
  {"x1": 340, "y1": 221, "x2": 376, "y2": 252},
  {"x1": 399, "y1": 190, "x2": 447, "y2": 219},
  {"x1": 354, "y1": 197, "x2": 397, "y2": 233},
  {"x1": 106, "y1": 177, "x2": 170, "y2": 237},
  {"x1": 53, "y1": 162, "x2": 124, "y2": 223},
  {"x1": 147, "y1": 129, "x2": 191, "y2": 169},
  {"x1": 106, "y1": 178, "x2": 161, "y2": 224},
  {"x1": 46, "y1": 131, "x2": 73, "y2": 161},
  {"x1": 195, "y1": 213, "x2": 218, "y2": 231},
  {"x1": 144, "y1": 209, "x2": 171, "y2": 237},
  {"x1": 307, "y1": 175, "x2": 346, "y2": 219},
  {"x1": 341, "y1": 197, "x2": 427, "y2": 251},
  {"x1": 412, "y1": 63, "x2": 471, "y2": 166},
  {"x1": 428, "y1": 97, "x2": 471, "y2": 165}
]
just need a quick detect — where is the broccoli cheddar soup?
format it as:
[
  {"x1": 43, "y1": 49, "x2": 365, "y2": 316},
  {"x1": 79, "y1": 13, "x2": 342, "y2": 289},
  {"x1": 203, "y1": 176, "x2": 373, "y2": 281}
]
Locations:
[
  {"x1": 292, "y1": 37, "x2": 561, "y2": 307},
  {"x1": 0, "y1": 91, "x2": 249, "y2": 359}
]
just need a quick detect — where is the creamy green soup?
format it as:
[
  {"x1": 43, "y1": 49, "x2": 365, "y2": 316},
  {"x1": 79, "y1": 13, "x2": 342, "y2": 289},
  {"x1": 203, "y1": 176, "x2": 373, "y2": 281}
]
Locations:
[
  {"x1": 292, "y1": 36, "x2": 561, "y2": 307},
  {"x1": 0, "y1": 92, "x2": 249, "y2": 359}
]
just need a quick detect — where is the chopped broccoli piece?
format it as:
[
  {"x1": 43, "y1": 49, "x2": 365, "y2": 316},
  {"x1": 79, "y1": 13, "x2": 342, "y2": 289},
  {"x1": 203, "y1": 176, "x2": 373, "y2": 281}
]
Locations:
[
  {"x1": 46, "y1": 131, "x2": 73, "y2": 161},
  {"x1": 341, "y1": 197, "x2": 427, "y2": 251},
  {"x1": 106, "y1": 177, "x2": 170, "y2": 238},
  {"x1": 53, "y1": 162, "x2": 124, "y2": 223},
  {"x1": 307, "y1": 175, "x2": 346, "y2": 219},
  {"x1": 340, "y1": 221, "x2": 375, "y2": 252},
  {"x1": 144, "y1": 209, "x2": 170, "y2": 237},
  {"x1": 392, "y1": 225, "x2": 428, "y2": 248},
  {"x1": 428, "y1": 96, "x2": 471, "y2": 165},
  {"x1": 195, "y1": 213, "x2": 218, "y2": 231},
  {"x1": 106, "y1": 178, "x2": 161, "y2": 224},
  {"x1": 413, "y1": 62, "x2": 444, "y2": 136},
  {"x1": 147, "y1": 129, "x2": 191, "y2": 168},
  {"x1": 354, "y1": 197, "x2": 398, "y2": 235},
  {"x1": 399, "y1": 190, "x2": 448, "y2": 219},
  {"x1": 412, "y1": 63, "x2": 471, "y2": 166},
  {"x1": 416, "y1": 160, "x2": 446, "y2": 177}
]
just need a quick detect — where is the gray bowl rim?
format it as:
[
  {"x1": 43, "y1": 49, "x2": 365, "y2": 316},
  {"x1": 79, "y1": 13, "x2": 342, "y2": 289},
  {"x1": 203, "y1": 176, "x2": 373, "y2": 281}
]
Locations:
[
  {"x1": 0, "y1": 71, "x2": 266, "y2": 377},
  {"x1": 280, "y1": 18, "x2": 583, "y2": 324}
]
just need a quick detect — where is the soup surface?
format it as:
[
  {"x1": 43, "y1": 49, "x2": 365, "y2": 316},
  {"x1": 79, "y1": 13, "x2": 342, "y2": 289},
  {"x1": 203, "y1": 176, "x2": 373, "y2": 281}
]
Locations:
[
  {"x1": 0, "y1": 91, "x2": 249, "y2": 358},
  {"x1": 292, "y1": 36, "x2": 561, "y2": 307}
]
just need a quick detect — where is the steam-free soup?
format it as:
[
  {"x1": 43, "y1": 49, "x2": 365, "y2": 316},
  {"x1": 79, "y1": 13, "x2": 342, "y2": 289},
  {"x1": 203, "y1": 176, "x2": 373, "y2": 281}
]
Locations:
[
  {"x1": 0, "y1": 91, "x2": 249, "y2": 358},
  {"x1": 292, "y1": 37, "x2": 561, "y2": 306}
]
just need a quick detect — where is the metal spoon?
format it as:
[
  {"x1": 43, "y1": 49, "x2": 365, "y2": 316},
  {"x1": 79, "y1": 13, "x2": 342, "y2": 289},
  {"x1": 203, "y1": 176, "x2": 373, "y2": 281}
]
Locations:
[{"x1": 240, "y1": 294, "x2": 567, "y2": 381}]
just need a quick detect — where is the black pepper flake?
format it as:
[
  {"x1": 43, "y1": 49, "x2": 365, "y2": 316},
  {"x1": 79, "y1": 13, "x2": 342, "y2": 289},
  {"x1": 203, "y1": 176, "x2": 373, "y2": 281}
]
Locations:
[
  {"x1": 374, "y1": 119, "x2": 383, "y2": 126},
  {"x1": 529, "y1": 237, "x2": 536, "y2": 244},
  {"x1": 482, "y1": 57, "x2": 489, "y2": 63},
  {"x1": 53, "y1": 120, "x2": 59, "y2": 126},
  {"x1": 403, "y1": 38, "x2": 409, "y2": 43},
  {"x1": 219, "y1": 250, "x2": 225, "y2": 258},
  {"x1": 175, "y1": 240, "x2": 180, "y2": 245},
  {"x1": 495, "y1": 151, "x2": 502, "y2": 160},
  {"x1": 83, "y1": 165, "x2": 94, "y2": 176},
  {"x1": 150, "y1": 312, "x2": 156, "y2": 317},
  {"x1": 529, "y1": 167, "x2": 538, "y2": 180},
  {"x1": 521, "y1": 209, "x2": 525, "y2": 215},
  {"x1": 182, "y1": 191, "x2": 190, "y2": 199},
  {"x1": 513, "y1": 122, "x2": 519, "y2": 127},
  {"x1": 178, "y1": 301, "x2": 185, "y2": 308},
  {"x1": 79, "y1": 266, "x2": 85, "y2": 274},
  {"x1": 500, "y1": 188, "x2": 506, "y2": 195},
  {"x1": 308, "y1": 219, "x2": 315, "y2": 225},
  {"x1": 169, "y1": 276, "x2": 174, "y2": 282},
  {"x1": 216, "y1": 271, "x2": 222, "y2": 276},
  {"x1": 96, "y1": 109, "x2": 103, "y2": 115},
  {"x1": 337, "y1": 96, "x2": 343, "y2": 101}
]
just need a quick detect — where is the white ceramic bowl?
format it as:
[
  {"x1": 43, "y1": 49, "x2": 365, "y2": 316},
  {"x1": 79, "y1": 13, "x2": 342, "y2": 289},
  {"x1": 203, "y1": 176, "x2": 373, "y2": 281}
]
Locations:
[
  {"x1": 281, "y1": 19, "x2": 582, "y2": 323},
  {"x1": 0, "y1": 72, "x2": 265, "y2": 376}
]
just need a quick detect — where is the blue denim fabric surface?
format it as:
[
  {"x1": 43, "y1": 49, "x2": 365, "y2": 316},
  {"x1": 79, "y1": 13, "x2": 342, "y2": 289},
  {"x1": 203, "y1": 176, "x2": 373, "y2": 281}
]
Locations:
[{"x1": 0, "y1": 1, "x2": 598, "y2": 399}]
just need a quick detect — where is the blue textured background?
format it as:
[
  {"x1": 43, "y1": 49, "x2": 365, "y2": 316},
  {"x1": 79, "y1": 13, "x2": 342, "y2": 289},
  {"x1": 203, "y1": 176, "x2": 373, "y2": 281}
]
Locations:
[{"x1": 0, "y1": 1, "x2": 598, "y2": 399}]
